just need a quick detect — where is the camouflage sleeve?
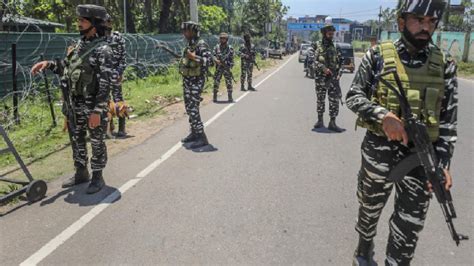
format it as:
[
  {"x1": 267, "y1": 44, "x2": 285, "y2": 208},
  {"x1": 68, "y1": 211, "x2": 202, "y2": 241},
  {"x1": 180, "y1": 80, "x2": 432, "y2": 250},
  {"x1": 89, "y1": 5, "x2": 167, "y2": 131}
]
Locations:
[
  {"x1": 337, "y1": 48, "x2": 343, "y2": 75},
  {"x1": 195, "y1": 42, "x2": 212, "y2": 68},
  {"x1": 434, "y1": 58, "x2": 458, "y2": 169},
  {"x1": 346, "y1": 48, "x2": 389, "y2": 124},
  {"x1": 236, "y1": 45, "x2": 243, "y2": 57},
  {"x1": 47, "y1": 59, "x2": 65, "y2": 76},
  {"x1": 229, "y1": 46, "x2": 235, "y2": 67},
  {"x1": 116, "y1": 34, "x2": 127, "y2": 75},
  {"x1": 91, "y1": 45, "x2": 115, "y2": 114}
]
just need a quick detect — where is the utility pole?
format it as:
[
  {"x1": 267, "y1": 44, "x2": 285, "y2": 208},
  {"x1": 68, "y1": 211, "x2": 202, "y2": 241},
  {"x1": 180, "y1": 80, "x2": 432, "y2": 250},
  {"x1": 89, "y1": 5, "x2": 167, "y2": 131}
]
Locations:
[
  {"x1": 377, "y1": 6, "x2": 382, "y2": 41},
  {"x1": 190, "y1": 0, "x2": 198, "y2": 23},
  {"x1": 444, "y1": 0, "x2": 451, "y2": 30},
  {"x1": 123, "y1": 0, "x2": 127, "y2": 33}
]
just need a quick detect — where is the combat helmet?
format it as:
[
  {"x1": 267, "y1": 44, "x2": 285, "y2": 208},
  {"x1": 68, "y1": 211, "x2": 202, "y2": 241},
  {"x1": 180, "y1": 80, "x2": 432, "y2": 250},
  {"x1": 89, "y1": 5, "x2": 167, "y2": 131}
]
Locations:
[
  {"x1": 181, "y1": 21, "x2": 200, "y2": 33},
  {"x1": 219, "y1": 32, "x2": 229, "y2": 39},
  {"x1": 320, "y1": 24, "x2": 336, "y2": 34},
  {"x1": 76, "y1": 5, "x2": 108, "y2": 21},
  {"x1": 397, "y1": 0, "x2": 447, "y2": 19}
]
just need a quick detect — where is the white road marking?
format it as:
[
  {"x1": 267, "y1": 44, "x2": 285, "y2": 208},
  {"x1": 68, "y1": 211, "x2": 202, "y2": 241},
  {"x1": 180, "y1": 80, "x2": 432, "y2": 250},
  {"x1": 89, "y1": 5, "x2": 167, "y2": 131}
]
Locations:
[
  {"x1": 20, "y1": 54, "x2": 297, "y2": 266},
  {"x1": 20, "y1": 178, "x2": 140, "y2": 266}
]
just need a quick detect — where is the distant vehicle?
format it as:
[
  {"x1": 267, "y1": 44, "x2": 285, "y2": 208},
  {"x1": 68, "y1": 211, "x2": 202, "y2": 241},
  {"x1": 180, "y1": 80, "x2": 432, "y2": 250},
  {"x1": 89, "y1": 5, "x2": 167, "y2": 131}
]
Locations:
[
  {"x1": 267, "y1": 40, "x2": 285, "y2": 59},
  {"x1": 298, "y1": 43, "x2": 311, "y2": 63},
  {"x1": 304, "y1": 48, "x2": 315, "y2": 79},
  {"x1": 336, "y1": 42, "x2": 355, "y2": 73}
]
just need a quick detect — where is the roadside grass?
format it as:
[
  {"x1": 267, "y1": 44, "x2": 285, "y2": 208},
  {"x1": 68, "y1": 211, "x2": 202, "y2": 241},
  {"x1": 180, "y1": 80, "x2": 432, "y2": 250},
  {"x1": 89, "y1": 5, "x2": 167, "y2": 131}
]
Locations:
[
  {"x1": 0, "y1": 55, "x2": 274, "y2": 194},
  {"x1": 458, "y1": 61, "x2": 474, "y2": 79}
]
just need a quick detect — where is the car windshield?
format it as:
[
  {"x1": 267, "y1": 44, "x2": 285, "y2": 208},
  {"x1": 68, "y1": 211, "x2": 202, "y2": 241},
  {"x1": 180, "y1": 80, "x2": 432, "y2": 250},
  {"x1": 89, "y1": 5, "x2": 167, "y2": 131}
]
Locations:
[
  {"x1": 339, "y1": 48, "x2": 354, "y2": 58},
  {"x1": 301, "y1": 44, "x2": 310, "y2": 51},
  {"x1": 268, "y1": 41, "x2": 280, "y2": 49}
]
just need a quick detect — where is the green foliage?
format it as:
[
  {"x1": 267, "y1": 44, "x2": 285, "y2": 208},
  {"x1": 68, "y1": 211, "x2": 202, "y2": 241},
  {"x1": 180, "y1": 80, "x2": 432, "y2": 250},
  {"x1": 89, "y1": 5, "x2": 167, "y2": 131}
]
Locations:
[
  {"x1": 310, "y1": 31, "x2": 322, "y2": 42},
  {"x1": 458, "y1": 61, "x2": 474, "y2": 78},
  {"x1": 198, "y1": 5, "x2": 228, "y2": 34},
  {"x1": 239, "y1": 0, "x2": 288, "y2": 37}
]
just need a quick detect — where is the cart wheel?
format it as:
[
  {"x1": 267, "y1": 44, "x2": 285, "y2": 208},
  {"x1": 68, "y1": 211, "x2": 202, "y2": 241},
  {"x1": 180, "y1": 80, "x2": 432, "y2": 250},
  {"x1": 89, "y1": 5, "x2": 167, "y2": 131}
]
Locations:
[{"x1": 26, "y1": 180, "x2": 47, "y2": 203}]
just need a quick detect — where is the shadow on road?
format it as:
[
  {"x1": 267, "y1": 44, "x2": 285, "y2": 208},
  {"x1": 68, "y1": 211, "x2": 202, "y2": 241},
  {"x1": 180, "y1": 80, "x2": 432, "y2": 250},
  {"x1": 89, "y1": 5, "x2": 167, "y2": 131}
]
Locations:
[
  {"x1": 213, "y1": 100, "x2": 233, "y2": 105},
  {"x1": 183, "y1": 143, "x2": 219, "y2": 153},
  {"x1": 40, "y1": 184, "x2": 121, "y2": 207},
  {"x1": 312, "y1": 127, "x2": 347, "y2": 134}
]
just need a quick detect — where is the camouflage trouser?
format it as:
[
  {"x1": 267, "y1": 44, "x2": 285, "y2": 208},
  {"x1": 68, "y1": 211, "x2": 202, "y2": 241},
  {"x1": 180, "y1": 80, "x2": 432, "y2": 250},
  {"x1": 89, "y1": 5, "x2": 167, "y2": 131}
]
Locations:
[
  {"x1": 111, "y1": 81, "x2": 124, "y2": 102},
  {"x1": 213, "y1": 66, "x2": 233, "y2": 93},
  {"x1": 183, "y1": 76, "x2": 205, "y2": 134},
  {"x1": 240, "y1": 60, "x2": 254, "y2": 88},
  {"x1": 67, "y1": 97, "x2": 108, "y2": 171},
  {"x1": 315, "y1": 77, "x2": 339, "y2": 118},
  {"x1": 356, "y1": 132, "x2": 431, "y2": 265},
  {"x1": 110, "y1": 79, "x2": 126, "y2": 130}
]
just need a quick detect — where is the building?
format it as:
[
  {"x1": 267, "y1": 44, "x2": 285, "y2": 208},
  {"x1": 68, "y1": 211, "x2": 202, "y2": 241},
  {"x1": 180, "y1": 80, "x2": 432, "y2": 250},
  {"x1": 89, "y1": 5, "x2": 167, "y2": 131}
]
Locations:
[{"x1": 287, "y1": 15, "x2": 353, "y2": 43}]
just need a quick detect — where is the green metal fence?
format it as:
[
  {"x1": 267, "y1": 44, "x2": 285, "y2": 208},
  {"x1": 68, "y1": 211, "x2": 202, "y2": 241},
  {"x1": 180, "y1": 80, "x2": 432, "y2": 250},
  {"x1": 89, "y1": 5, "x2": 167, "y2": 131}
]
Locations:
[{"x1": 0, "y1": 32, "x2": 242, "y2": 98}]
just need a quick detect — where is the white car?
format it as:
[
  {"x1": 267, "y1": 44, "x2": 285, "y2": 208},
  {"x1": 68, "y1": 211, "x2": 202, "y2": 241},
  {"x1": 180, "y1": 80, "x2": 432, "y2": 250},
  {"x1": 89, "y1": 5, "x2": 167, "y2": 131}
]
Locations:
[{"x1": 298, "y1": 43, "x2": 311, "y2": 63}]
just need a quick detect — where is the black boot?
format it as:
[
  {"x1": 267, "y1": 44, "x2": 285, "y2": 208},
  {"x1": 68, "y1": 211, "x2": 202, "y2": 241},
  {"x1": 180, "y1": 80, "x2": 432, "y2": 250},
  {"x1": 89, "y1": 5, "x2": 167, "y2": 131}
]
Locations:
[
  {"x1": 213, "y1": 90, "x2": 218, "y2": 102},
  {"x1": 228, "y1": 92, "x2": 233, "y2": 103},
  {"x1": 352, "y1": 239, "x2": 377, "y2": 266},
  {"x1": 313, "y1": 115, "x2": 324, "y2": 129},
  {"x1": 181, "y1": 131, "x2": 198, "y2": 143},
  {"x1": 328, "y1": 117, "x2": 343, "y2": 133},
  {"x1": 241, "y1": 85, "x2": 247, "y2": 91},
  {"x1": 62, "y1": 166, "x2": 90, "y2": 188},
  {"x1": 116, "y1": 117, "x2": 127, "y2": 138},
  {"x1": 190, "y1": 132, "x2": 209, "y2": 149},
  {"x1": 248, "y1": 85, "x2": 256, "y2": 91},
  {"x1": 87, "y1": 171, "x2": 105, "y2": 194}
]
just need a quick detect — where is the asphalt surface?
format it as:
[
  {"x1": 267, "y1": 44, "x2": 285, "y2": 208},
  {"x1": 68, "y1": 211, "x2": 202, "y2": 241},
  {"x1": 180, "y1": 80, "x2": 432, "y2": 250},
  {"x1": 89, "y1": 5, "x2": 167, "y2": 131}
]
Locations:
[{"x1": 1, "y1": 54, "x2": 473, "y2": 265}]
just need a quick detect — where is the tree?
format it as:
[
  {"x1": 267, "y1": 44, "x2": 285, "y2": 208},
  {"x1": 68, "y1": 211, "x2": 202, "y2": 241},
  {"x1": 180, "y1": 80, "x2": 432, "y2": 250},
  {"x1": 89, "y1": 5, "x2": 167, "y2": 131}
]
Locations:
[
  {"x1": 198, "y1": 5, "x2": 227, "y2": 34},
  {"x1": 381, "y1": 8, "x2": 397, "y2": 31}
]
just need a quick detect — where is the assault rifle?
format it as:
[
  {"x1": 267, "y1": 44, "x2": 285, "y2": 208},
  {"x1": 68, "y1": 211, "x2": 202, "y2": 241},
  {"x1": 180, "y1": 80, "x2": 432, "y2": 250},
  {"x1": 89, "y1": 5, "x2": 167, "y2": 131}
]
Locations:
[
  {"x1": 378, "y1": 69, "x2": 469, "y2": 246},
  {"x1": 334, "y1": 68, "x2": 344, "y2": 106},
  {"x1": 155, "y1": 43, "x2": 181, "y2": 59}
]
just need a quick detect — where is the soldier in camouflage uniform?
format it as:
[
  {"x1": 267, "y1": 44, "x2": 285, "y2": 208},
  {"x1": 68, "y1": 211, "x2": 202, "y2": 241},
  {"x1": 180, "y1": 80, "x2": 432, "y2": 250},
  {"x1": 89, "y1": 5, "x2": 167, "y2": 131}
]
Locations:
[
  {"x1": 105, "y1": 14, "x2": 128, "y2": 138},
  {"x1": 239, "y1": 33, "x2": 257, "y2": 91},
  {"x1": 313, "y1": 24, "x2": 343, "y2": 132},
  {"x1": 179, "y1": 21, "x2": 213, "y2": 149},
  {"x1": 346, "y1": 1, "x2": 457, "y2": 265},
  {"x1": 32, "y1": 5, "x2": 114, "y2": 194},
  {"x1": 213, "y1": 32, "x2": 235, "y2": 103}
]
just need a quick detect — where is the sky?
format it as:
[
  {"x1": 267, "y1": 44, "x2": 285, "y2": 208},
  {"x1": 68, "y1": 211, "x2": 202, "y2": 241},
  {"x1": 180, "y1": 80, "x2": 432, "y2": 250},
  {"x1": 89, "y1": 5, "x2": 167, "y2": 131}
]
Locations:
[{"x1": 281, "y1": 0, "x2": 463, "y2": 22}]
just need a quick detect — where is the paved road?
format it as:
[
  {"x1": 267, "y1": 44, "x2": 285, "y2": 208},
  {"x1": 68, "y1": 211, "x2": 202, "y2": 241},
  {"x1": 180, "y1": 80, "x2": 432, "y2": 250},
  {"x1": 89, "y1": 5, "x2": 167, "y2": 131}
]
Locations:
[{"x1": 1, "y1": 55, "x2": 473, "y2": 265}]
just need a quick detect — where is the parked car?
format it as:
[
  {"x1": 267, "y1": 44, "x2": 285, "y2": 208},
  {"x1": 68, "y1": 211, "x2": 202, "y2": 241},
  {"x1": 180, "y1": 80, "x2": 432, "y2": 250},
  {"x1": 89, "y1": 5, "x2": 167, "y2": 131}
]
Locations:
[
  {"x1": 336, "y1": 42, "x2": 355, "y2": 73},
  {"x1": 298, "y1": 43, "x2": 311, "y2": 63},
  {"x1": 267, "y1": 40, "x2": 285, "y2": 59}
]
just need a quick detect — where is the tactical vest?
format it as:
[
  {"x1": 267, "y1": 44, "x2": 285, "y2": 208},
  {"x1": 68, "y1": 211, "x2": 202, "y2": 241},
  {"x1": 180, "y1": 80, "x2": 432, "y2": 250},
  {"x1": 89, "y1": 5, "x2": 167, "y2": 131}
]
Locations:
[
  {"x1": 179, "y1": 40, "x2": 204, "y2": 77},
  {"x1": 64, "y1": 38, "x2": 106, "y2": 97},
  {"x1": 316, "y1": 41, "x2": 338, "y2": 70},
  {"x1": 357, "y1": 41, "x2": 445, "y2": 142}
]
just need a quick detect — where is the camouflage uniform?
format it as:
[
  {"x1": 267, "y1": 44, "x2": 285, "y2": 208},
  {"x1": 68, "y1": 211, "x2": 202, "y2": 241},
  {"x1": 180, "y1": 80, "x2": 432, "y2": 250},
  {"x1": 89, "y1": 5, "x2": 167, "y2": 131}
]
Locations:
[
  {"x1": 107, "y1": 31, "x2": 127, "y2": 136},
  {"x1": 346, "y1": 38, "x2": 458, "y2": 265},
  {"x1": 313, "y1": 39, "x2": 342, "y2": 119},
  {"x1": 107, "y1": 31, "x2": 127, "y2": 102},
  {"x1": 239, "y1": 43, "x2": 256, "y2": 91},
  {"x1": 213, "y1": 43, "x2": 234, "y2": 96},
  {"x1": 181, "y1": 38, "x2": 212, "y2": 136},
  {"x1": 49, "y1": 35, "x2": 114, "y2": 174}
]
